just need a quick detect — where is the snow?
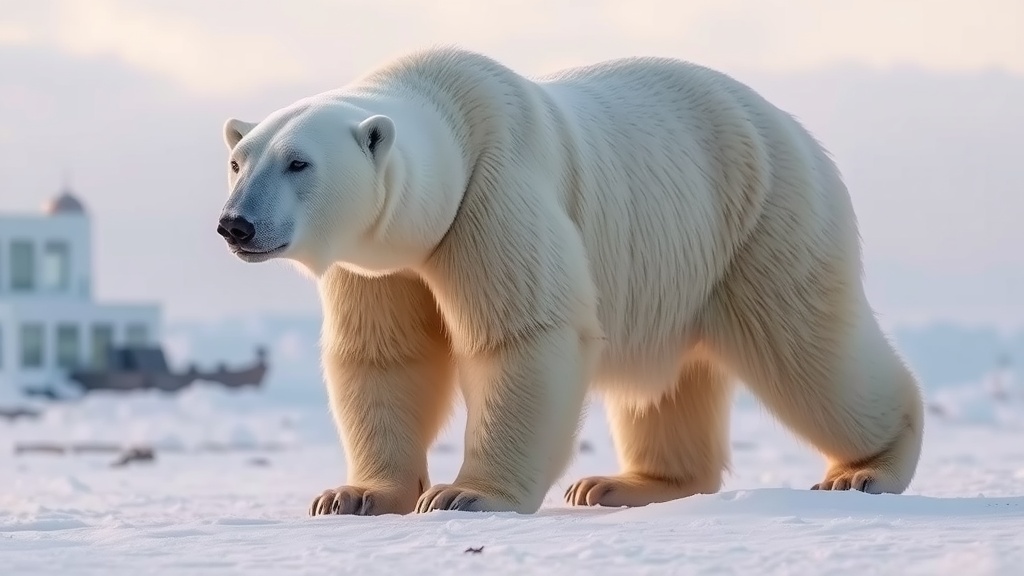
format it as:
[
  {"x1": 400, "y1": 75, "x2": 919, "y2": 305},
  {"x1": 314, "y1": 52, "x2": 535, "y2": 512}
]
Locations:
[{"x1": 2, "y1": 380, "x2": 1024, "y2": 575}]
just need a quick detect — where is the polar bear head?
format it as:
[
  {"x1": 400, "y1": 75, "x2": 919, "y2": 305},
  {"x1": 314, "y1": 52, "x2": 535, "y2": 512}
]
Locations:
[{"x1": 217, "y1": 100, "x2": 396, "y2": 276}]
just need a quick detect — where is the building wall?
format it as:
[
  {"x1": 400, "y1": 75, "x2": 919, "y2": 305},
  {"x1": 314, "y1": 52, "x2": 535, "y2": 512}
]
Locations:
[
  {"x1": 0, "y1": 212, "x2": 92, "y2": 300},
  {"x1": 0, "y1": 303, "x2": 11, "y2": 396},
  {"x1": 0, "y1": 207, "x2": 162, "y2": 397},
  {"x1": 0, "y1": 300, "x2": 161, "y2": 392}
]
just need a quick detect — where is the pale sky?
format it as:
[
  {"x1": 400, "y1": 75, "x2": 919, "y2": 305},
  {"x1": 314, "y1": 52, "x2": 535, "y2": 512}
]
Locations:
[
  {"x1": 4, "y1": 0, "x2": 1024, "y2": 95},
  {"x1": 1, "y1": 0, "x2": 1022, "y2": 327}
]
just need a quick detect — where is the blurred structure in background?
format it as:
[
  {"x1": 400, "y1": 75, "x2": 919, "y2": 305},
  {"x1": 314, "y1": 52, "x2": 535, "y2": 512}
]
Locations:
[{"x1": 0, "y1": 185, "x2": 266, "y2": 416}]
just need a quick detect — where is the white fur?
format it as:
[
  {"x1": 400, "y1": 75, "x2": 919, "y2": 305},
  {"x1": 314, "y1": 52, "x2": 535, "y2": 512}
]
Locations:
[{"x1": 219, "y1": 47, "x2": 924, "y2": 516}]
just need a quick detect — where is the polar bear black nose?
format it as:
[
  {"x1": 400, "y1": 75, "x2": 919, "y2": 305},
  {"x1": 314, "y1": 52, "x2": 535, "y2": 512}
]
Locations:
[{"x1": 217, "y1": 216, "x2": 255, "y2": 244}]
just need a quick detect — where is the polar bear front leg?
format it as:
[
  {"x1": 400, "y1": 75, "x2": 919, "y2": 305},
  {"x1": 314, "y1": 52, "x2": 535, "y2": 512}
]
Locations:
[
  {"x1": 310, "y1": 269, "x2": 455, "y2": 516},
  {"x1": 415, "y1": 324, "x2": 593, "y2": 514}
]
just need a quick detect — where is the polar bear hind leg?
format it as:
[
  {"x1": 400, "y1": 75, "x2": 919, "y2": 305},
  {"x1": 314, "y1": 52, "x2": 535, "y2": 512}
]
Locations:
[
  {"x1": 704, "y1": 218, "x2": 924, "y2": 495},
  {"x1": 566, "y1": 353, "x2": 734, "y2": 507}
]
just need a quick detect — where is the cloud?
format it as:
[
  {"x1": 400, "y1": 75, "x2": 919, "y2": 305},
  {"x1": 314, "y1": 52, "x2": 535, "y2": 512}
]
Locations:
[
  {"x1": 2, "y1": 0, "x2": 307, "y2": 95},
  {"x1": 0, "y1": 0, "x2": 1021, "y2": 96},
  {"x1": 603, "y1": 0, "x2": 1024, "y2": 73}
]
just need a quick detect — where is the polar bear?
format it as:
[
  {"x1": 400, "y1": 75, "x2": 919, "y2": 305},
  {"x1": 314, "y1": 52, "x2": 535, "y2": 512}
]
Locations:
[{"x1": 216, "y1": 46, "x2": 924, "y2": 516}]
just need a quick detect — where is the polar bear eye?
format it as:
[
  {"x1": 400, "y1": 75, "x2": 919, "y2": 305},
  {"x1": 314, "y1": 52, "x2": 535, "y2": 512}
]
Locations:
[
  {"x1": 230, "y1": 160, "x2": 239, "y2": 173},
  {"x1": 288, "y1": 160, "x2": 309, "y2": 172}
]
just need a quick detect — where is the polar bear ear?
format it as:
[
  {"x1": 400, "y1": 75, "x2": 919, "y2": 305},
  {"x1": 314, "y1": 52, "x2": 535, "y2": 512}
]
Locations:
[
  {"x1": 356, "y1": 115, "x2": 395, "y2": 166},
  {"x1": 224, "y1": 118, "x2": 258, "y2": 150}
]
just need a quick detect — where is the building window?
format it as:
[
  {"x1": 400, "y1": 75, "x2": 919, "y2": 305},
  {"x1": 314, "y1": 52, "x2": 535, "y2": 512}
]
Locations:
[
  {"x1": 56, "y1": 324, "x2": 81, "y2": 369},
  {"x1": 42, "y1": 241, "x2": 71, "y2": 291},
  {"x1": 90, "y1": 324, "x2": 114, "y2": 369},
  {"x1": 11, "y1": 240, "x2": 36, "y2": 292},
  {"x1": 19, "y1": 323, "x2": 45, "y2": 368},
  {"x1": 126, "y1": 323, "x2": 149, "y2": 346}
]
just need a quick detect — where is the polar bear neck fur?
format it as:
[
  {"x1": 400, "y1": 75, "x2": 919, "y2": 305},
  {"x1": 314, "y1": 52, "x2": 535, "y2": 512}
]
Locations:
[
  {"x1": 334, "y1": 50, "x2": 552, "y2": 276},
  {"x1": 305, "y1": 91, "x2": 468, "y2": 278},
  {"x1": 290, "y1": 49, "x2": 550, "y2": 278}
]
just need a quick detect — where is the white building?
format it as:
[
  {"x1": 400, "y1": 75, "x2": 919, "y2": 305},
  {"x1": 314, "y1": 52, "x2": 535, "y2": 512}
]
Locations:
[{"x1": 0, "y1": 189, "x2": 161, "y2": 397}]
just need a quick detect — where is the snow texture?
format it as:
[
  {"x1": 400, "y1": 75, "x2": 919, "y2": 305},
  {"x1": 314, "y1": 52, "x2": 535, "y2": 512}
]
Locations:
[{"x1": 2, "y1": 381, "x2": 1023, "y2": 575}]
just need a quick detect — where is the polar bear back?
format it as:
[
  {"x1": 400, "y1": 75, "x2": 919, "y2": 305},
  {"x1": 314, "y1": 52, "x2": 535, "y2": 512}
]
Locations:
[{"x1": 525, "y1": 58, "x2": 858, "y2": 375}]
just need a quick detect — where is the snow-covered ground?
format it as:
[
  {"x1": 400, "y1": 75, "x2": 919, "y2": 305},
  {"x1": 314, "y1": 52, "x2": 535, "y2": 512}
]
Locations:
[{"x1": 2, "y1": 381, "x2": 1024, "y2": 575}]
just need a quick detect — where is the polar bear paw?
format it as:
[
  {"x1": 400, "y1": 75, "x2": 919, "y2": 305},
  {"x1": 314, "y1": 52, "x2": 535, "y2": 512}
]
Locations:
[
  {"x1": 415, "y1": 483, "x2": 517, "y2": 513},
  {"x1": 811, "y1": 468, "x2": 885, "y2": 493},
  {"x1": 565, "y1": 473, "x2": 720, "y2": 508},
  {"x1": 309, "y1": 485, "x2": 409, "y2": 516}
]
